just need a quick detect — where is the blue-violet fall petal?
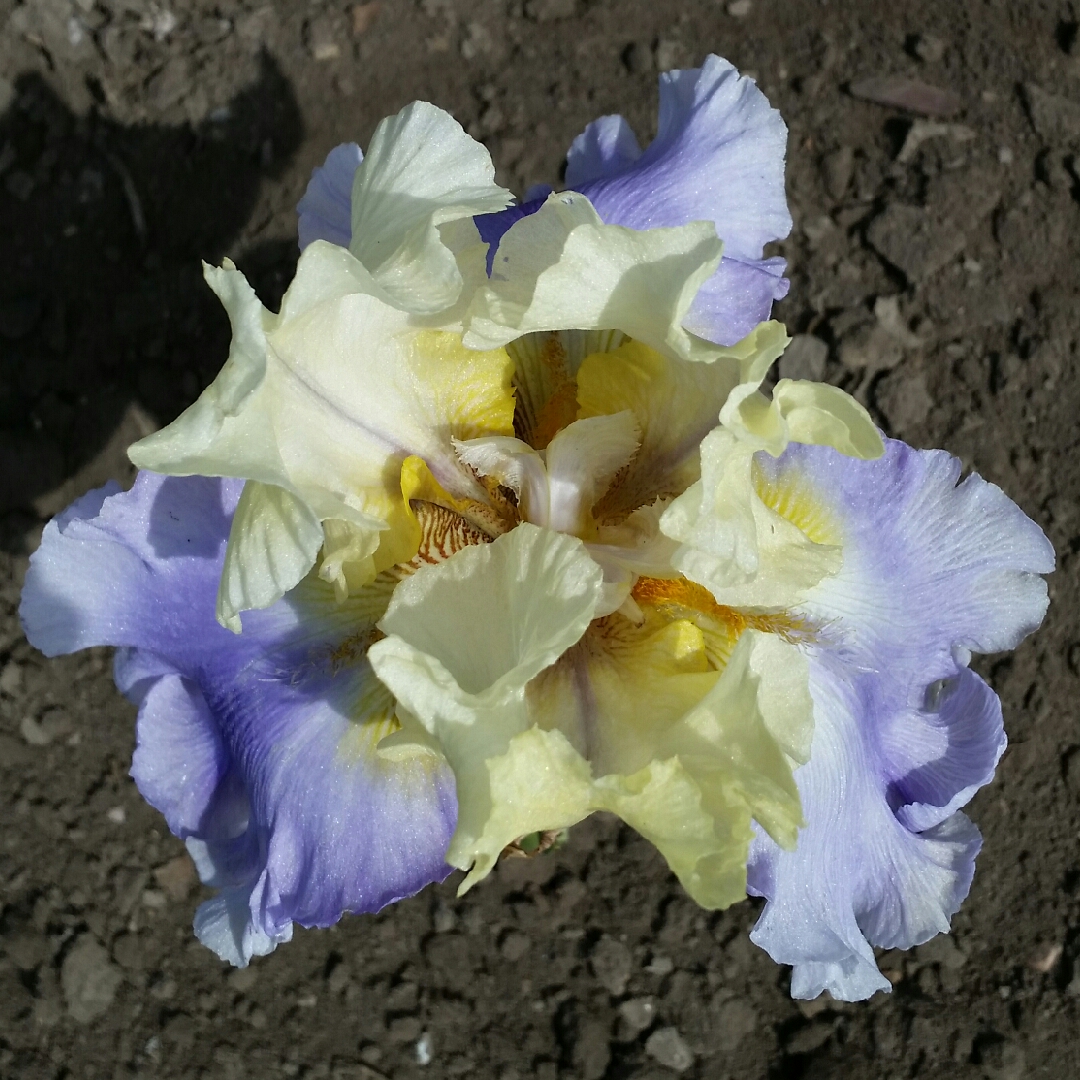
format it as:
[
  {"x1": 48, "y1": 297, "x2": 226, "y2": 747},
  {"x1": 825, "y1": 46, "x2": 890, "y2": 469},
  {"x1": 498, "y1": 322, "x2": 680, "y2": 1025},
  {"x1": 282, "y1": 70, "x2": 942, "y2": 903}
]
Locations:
[
  {"x1": 565, "y1": 55, "x2": 793, "y2": 346},
  {"x1": 746, "y1": 437, "x2": 1054, "y2": 1000},
  {"x1": 20, "y1": 472, "x2": 457, "y2": 966}
]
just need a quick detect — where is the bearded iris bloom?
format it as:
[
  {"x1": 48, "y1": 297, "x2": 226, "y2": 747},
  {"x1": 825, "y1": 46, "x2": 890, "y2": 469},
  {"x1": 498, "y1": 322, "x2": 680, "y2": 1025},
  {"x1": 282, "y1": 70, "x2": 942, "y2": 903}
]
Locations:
[{"x1": 20, "y1": 57, "x2": 1051, "y2": 999}]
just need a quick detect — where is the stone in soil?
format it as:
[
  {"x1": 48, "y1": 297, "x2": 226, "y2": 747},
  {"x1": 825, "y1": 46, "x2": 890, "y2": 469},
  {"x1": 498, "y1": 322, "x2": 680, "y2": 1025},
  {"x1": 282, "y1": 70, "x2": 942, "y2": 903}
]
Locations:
[
  {"x1": 1023, "y1": 83, "x2": 1080, "y2": 145},
  {"x1": 61, "y1": 935, "x2": 123, "y2": 1023},
  {"x1": 820, "y1": 146, "x2": 854, "y2": 200},
  {"x1": 715, "y1": 997, "x2": 757, "y2": 1047},
  {"x1": 849, "y1": 75, "x2": 961, "y2": 116},
  {"x1": 874, "y1": 368, "x2": 934, "y2": 431},
  {"x1": 589, "y1": 935, "x2": 632, "y2": 996},
  {"x1": 152, "y1": 853, "x2": 198, "y2": 903},
  {"x1": 573, "y1": 1018, "x2": 612, "y2": 1080},
  {"x1": 645, "y1": 1027, "x2": 694, "y2": 1072},
  {"x1": 867, "y1": 203, "x2": 959, "y2": 284},
  {"x1": 617, "y1": 996, "x2": 655, "y2": 1037}
]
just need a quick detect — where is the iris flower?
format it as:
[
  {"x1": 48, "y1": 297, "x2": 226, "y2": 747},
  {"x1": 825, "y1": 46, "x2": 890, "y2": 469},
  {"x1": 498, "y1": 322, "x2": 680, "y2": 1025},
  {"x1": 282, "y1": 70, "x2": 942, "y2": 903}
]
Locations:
[{"x1": 20, "y1": 57, "x2": 1052, "y2": 1000}]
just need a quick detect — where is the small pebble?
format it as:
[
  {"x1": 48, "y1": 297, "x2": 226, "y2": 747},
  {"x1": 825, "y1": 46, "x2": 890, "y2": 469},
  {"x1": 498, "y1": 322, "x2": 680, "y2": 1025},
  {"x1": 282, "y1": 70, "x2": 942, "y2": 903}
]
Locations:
[
  {"x1": 590, "y1": 936, "x2": 632, "y2": 995},
  {"x1": 152, "y1": 854, "x2": 197, "y2": 901},
  {"x1": 351, "y1": 2, "x2": 379, "y2": 36},
  {"x1": 727, "y1": 0, "x2": 752, "y2": 16},
  {"x1": 500, "y1": 931, "x2": 531, "y2": 961},
  {"x1": 913, "y1": 34, "x2": 946, "y2": 64},
  {"x1": 1031, "y1": 943, "x2": 1063, "y2": 973},
  {"x1": 415, "y1": 1030, "x2": 433, "y2": 1066},
  {"x1": 617, "y1": 996, "x2": 655, "y2": 1034},
  {"x1": 645, "y1": 1027, "x2": 694, "y2": 1072},
  {"x1": 61, "y1": 936, "x2": 123, "y2": 1023},
  {"x1": 646, "y1": 954, "x2": 674, "y2": 976}
]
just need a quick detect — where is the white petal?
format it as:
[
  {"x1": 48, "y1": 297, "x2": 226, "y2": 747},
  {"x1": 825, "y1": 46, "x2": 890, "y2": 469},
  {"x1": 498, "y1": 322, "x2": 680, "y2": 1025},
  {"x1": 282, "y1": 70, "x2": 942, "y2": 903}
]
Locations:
[
  {"x1": 544, "y1": 412, "x2": 640, "y2": 534},
  {"x1": 368, "y1": 524, "x2": 604, "y2": 884},
  {"x1": 216, "y1": 482, "x2": 324, "y2": 632},
  {"x1": 452, "y1": 435, "x2": 549, "y2": 525},
  {"x1": 463, "y1": 191, "x2": 725, "y2": 363},
  {"x1": 350, "y1": 101, "x2": 513, "y2": 314}
]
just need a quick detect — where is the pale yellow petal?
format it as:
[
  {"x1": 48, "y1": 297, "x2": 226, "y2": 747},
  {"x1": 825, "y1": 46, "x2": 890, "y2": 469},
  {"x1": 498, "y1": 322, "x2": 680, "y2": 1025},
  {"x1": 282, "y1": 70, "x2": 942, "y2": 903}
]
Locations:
[
  {"x1": 576, "y1": 339, "x2": 740, "y2": 518},
  {"x1": 318, "y1": 518, "x2": 384, "y2": 602},
  {"x1": 772, "y1": 379, "x2": 884, "y2": 459},
  {"x1": 132, "y1": 247, "x2": 516, "y2": 621},
  {"x1": 507, "y1": 329, "x2": 626, "y2": 448},
  {"x1": 718, "y1": 373, "x2": 882, "y2": 460},
  {"x1": 460, "y1": 726, "x2": 592, "y2": 891},
  {"x1": 216, "y1": 481, "x2": 325, "y2": 633},
  {"x1": 661, "y1": 428, "x2": 841, "y2": 608},
  {"x1": 367, "y1": 525, "x2": 604, "y2": 889},
  {"x1": 528, "y1": 610, "x2": 717, "y2": 777},
  {"x1": 747, "y1": 633, "x2": 814, "y2": 767},
  {"x1": 592, "y1": 757, "x2": 752, "y2": 909},
  {"x1": 463, "y1": 192, "x2": 725, "y2": 364},
  {"x1": 349, "y1": 101, "x2": 513, "y2": 314},
  {"x1": 529, "y1": 617, "x2": 809, "y2": 910},
  {"x1": 129, "y1": 260, "x2": 275, "y2": 478}
]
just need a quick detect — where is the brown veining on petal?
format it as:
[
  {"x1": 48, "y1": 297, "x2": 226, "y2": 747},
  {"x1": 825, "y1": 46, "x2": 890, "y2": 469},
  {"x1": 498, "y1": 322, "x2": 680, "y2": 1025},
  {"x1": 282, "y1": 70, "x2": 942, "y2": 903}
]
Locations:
[{"x1": 402, "y1": 500, "x2": 493, "y2": 569}]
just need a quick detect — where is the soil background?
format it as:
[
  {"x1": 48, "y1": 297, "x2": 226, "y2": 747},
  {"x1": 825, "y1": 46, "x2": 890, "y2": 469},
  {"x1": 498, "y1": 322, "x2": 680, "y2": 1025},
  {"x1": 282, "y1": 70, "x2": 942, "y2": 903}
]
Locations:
[{"x1": 2, "y1": 1, "x2": 1080, "y2": 1078}]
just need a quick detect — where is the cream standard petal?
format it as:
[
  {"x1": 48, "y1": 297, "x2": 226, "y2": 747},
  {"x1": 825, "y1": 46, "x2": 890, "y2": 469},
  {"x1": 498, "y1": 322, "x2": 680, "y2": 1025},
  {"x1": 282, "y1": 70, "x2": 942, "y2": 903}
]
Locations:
[
  {"x1": 350, "y1": 102, "x2": 513, "y2": 314},
  {"x1": 577, "y1": 336, "x2": 749, "y2": 518},
  {"x1": 719, "y1": 377, "x2": 883, "y2": 459},
  {"x1": 462, "y1": 192, "x2": 725, "y2": 363},
  {"x1": 528, "y1": 614, "x2": 809, "y2": 909},
  {"x1": 368, "y1": 524, "x2": 604, "y2": 887},
  {"x1": 661, "y1": 427, "x2": 842, "y2": 607},
  {"x1": 129, "y1": 260, "x2": 276, "y2": 476},
  {"x1": 131, "y1": 244, "x2": 515, "y2": 620},
  {"x1": 216, "y1": 482, "x2": 325, "y2": 633}
]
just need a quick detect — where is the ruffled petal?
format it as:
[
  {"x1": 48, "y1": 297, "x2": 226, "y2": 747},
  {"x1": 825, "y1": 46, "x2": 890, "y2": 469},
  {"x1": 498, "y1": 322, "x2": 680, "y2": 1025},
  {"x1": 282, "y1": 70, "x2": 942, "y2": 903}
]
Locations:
[
  {"x1": 370, "y1": 523, "x2": 810, "y2": 906},
  {"x1": 567, "y1": 56, "x2": 792, "y2": 346},
  {"x1": 565, "y1": 115, "x2": 643, "y2": 188},
  {"x1": 748, "y1": 661, "x2": 984, "y2": 1000},
  {"x1": 576, "y1": 336, "x2": 750, "y2": 519},
  {"x1": 129, "y1": 244, "x2": 515, "y2": 623},
  {"x1": 368, "y1": 524, "x2": 605, "y2": 888},
  {"x1": 528, "y1": 618, "x2": 810, "y2": 908},
  {"x1": 746, "y1": 438, "x2": 1054, "y2": 999},
  {"x1": 661, "y1": 427, "x2": 842, "y2": 608},
  {"x1": 463, "y1": 191, "x2": 725, "y2": 364},
  {"x1": 216, "y1": 481, "x2": 324, "y2": 633},
  {"x1": 120, "y1": 660, "x2": 235, "y2": 839},
  {"x1": 349, "y1": 101, "x2": 513, "y2": 314},
  {"x1": 21, "y1": 473, "x2": 457, "y2": 967},
  {"x1": 297, "y1": 142, "x2": 363, "y2": 251}
]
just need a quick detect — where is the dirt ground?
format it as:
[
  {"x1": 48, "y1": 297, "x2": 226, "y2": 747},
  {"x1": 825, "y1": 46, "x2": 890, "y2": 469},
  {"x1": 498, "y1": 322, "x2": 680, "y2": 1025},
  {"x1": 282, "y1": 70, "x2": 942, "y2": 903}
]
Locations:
[{"x1": 1, "y1": 0, "x2": 1079, "y2": 1077}]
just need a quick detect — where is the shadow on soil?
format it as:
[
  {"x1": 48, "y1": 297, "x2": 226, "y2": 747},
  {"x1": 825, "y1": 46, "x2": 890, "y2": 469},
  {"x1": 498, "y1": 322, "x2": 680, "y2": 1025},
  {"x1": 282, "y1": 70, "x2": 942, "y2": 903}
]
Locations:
[{"x1": 0, "y1": 50, "x2": 303, "y2": 547}]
